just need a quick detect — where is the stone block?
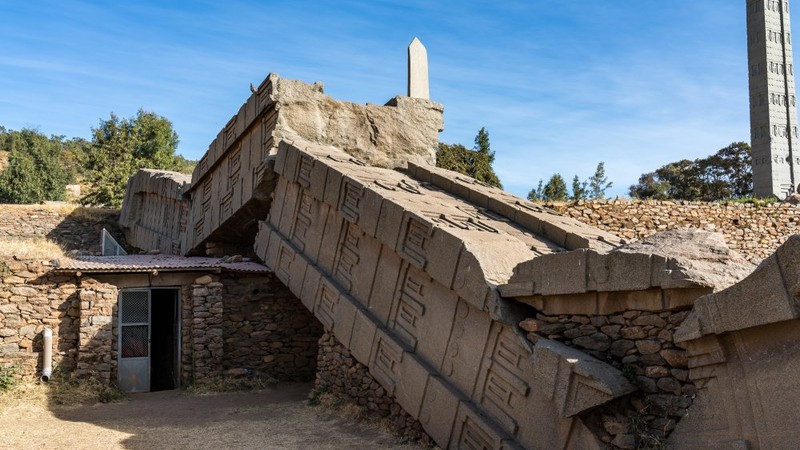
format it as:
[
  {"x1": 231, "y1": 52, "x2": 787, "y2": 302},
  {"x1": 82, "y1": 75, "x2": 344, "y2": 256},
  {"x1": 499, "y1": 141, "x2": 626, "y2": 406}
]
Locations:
[
  {"x1": 536, "y1": 250, "x2": 588, "y2": 296},
  {"x1": 332, "y1": 292, "x2": 357, "y2": 350},
  {"x1": 277, "y1": 182, "x2": 301, "y2": 237},
  {"x1": 316, "y1": 209, "x2": 345, "y2": 274},
  {"x1": 418, "y1": 375, "x2": 461, "y2": 446},
  {"x1": 375, "y1": 200, "x2": 405, "y2": 253},
  {"x1": 452, "y1": 252, "x2": 489, "y2": 311},
  {"x1": 588, "y1": 251, "x2": 652, "y2": 292},
  {"x1": 691, "y1": 253, "x2": 797, "y2": 336},
  {"x1": 357, "y1": 187, "x2": 384, "y2": 237},
  {"x1": 441, "y1": 300, "x2": 493, "y2": 397},
  {"x1": 323, "y1": 167, "x2": 344, "y2": 208},
  {"x1": 309, "y1": 157, "x2": 328, "y2": 201},
  {"x1": 396, "y1": 211, "x2": 433, "y2": 270},
  {"x1": 393, "y1": 351, "x2": 430, "y2": 418},
  {"x1": 348, "y1": 307, "x2": 377, "y2": 364},
  {"x1": 367, "y1": 245, "x2": 403, "y2": 326},
  {"x1": 449, "y1": 401, "x2": 514, "y2": 450},
  {"x1": 287, "y1": 250, "x2": 308, "y2": 299},
  {"x1": 532, "y1": 338, "x2": 634, "y2": 417},
  {"x1": 348, "y1": 233, "x2": 382, "y2": 306},
  {"x1": 424, "y1": 228, "x2": 464, "y2": 290},
  {"x1": 541, "y1": 293, "x2": 598, "y2": 316}
]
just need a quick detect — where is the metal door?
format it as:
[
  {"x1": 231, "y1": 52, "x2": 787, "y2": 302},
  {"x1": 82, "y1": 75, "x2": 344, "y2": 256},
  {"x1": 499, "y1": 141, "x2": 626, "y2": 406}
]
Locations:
[{"x1": 118, "y1": 289, "x2": 150, "y2": 393}]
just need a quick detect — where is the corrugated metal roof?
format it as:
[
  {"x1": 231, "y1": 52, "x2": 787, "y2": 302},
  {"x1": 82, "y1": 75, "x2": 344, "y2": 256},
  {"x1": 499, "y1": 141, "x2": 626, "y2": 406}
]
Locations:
[{"x1": 54, "y1": 255, "x2": 269, "y2": 274}]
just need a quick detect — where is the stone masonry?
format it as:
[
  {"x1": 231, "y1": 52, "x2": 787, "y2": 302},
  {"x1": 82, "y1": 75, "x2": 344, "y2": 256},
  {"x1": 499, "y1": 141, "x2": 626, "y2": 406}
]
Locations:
[{"x1": 553, "y1": 199, "x2": 800, "y2": 263}]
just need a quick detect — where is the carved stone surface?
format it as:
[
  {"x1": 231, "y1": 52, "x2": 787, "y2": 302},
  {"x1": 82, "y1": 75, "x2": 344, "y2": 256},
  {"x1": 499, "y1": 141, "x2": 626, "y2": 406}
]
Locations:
[
  {"x1": 747, "y1": 0, "x2": 800, "y2": 197},
  {"x1": 118, "y1": 169, "x2": 191, "y2": 254},
  {"x1": 253, "y1": 138, "x2": 635, "y2": 448},
  {"x1": 115, "y1": 70, "x2": 800, "y2": 449}
]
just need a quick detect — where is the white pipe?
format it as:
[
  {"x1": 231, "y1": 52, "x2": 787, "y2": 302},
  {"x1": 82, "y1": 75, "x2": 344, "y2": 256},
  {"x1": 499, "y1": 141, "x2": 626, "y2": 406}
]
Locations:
[{"x1": 41, "y1": 328, "x2": 52, "y2": 382}]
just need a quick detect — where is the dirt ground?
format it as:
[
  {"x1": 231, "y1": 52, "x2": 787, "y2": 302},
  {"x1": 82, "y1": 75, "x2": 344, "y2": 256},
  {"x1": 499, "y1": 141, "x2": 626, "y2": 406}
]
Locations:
[{"x1": 0, "y1": 382, "x2": 421, "y2": 449}]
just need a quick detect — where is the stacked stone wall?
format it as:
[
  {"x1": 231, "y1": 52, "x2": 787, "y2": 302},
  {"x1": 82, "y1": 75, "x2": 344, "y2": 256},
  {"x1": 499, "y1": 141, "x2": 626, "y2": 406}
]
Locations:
[
  {"x1": 221, "y1": 274, "x2": 322, "y2": 381},
  {"x1": 315, "y1": 332, "x2": 433, "y2": 446},
  {"x1": 0, "y1": 260, "x2": 117, "y2": 382},
  {"x1": 0, "y1": 205, "x2": 125, "y2": 254},
  {"x1": 553, "y1": 199, "x2": 800, "y2": 263},
  {"x1": 183, "y1": 276, "x2": 224, "y2": 384},
  {"x1": 523, "y1": 309, "x2": 693, "y2": 447}
]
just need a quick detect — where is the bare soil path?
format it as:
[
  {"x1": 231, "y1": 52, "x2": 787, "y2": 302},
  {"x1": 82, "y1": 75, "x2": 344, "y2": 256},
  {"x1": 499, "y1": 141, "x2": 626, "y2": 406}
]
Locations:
[{"x1": 0, "y1": 382, "x2": 419, "y2": 449}]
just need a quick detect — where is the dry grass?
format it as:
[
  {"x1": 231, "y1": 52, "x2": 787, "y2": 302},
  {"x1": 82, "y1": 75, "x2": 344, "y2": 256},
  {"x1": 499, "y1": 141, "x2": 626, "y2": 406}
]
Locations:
[
  {"x1": 0, "y1": 203, "x2": 117, "y2": 221},
  {"x1": 0, "y1": 375, "x2": 125, "y2": 410},
  {"x1": 0, "y1": 237, "x2": 65, "y2": 260},
  {"x1": 183, "y1": 375, "x2": 279, "y2": 396}
]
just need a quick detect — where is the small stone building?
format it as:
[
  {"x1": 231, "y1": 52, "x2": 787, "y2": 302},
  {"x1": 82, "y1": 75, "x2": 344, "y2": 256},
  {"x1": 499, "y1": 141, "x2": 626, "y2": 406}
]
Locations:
[{"x1": 0, "y1": 254, "x2": 322, "y2": 393}]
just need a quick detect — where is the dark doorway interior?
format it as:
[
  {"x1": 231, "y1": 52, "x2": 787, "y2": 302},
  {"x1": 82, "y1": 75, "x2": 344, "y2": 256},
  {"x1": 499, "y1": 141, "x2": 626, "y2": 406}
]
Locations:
[{"x1": 150, "y1": 288, "x2": 179, "y2": 391}]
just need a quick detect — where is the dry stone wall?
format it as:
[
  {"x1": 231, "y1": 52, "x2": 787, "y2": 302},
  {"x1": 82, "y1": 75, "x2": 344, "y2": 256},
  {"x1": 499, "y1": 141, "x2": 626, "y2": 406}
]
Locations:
[
  {"x1": 0, "y1": 260, "x2": 118, "y2": 382},
  {"x1": 523, "y1": 310, "x2": 693, "y2": 447},
  {"x1": 220, "y1": 273, "x2": 322, "y2": 381},
  {"x1": 315, "y1": 332, "x2": 433, "y2": 446},
  {"x1": 553, "y1": 199, "x2": 800, "y2": 263},
  {"x1": 0, "y1": 205, "x2": 124, "y2": 255}
]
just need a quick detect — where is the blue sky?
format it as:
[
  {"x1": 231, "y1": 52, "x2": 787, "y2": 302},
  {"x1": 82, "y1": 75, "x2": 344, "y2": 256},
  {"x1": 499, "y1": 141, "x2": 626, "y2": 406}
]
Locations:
[{"x1": 0, "y1": 1, "x2": 785, "y2": 198}]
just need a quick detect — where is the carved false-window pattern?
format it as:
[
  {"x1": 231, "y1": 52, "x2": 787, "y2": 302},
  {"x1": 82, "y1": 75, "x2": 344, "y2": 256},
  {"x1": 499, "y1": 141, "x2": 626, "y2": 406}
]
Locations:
[
  {"x1": 298, "y1": 154, "x2": 314, "y2": 187},
  {"x1": 401, "y1": 218, "x2": 430, "y2": 267},
  {"x1": 458, "y1": 416, "x2": 496, "y2": 450},
  {"x1": 372, "y1": 335, "x2": 402, "y2": 395},
  {"x1": 292, "y1": 192, "x2": 314, "y2": 250},
  {"x1": 392, "y1": 268, "x2": 426, "y2": 349},
  {"x1": 316, "y1": 281, "x2": 339, "y2": 329},
  {"x1": 479, "y1": 327, "x2": 530, "y2": 434},
  {"x1": 334, "y1": 223, "x2": 361, "y2": 290},
  {"x1": 340, "y1": 181, "x2": 362, "y2": 222}
]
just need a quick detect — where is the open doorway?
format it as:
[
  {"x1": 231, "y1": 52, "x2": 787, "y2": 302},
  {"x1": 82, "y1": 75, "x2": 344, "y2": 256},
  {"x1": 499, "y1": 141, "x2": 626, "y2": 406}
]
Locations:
[
  {"x1": 150, "y1": 288, "x2": 179, "y2": 391},
  {"x1": 118, "y1": 288, "x2": 180, "y2": 393}
]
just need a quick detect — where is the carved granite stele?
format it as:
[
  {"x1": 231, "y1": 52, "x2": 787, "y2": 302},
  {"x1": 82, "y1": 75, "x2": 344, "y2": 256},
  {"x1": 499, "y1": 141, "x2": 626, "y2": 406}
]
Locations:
[{"x1": 118, "y1": 72, "x2": 799, "y2": 449}]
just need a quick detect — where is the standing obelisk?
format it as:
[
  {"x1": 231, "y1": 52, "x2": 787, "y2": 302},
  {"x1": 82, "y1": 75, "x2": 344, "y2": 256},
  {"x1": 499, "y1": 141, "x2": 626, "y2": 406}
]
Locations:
[
  {"x1": 747, "y1": 0, "x2": 800, "y2": 197},
  {"x1": 408, "y1": 37, "x2": 430, "y2": 99}
]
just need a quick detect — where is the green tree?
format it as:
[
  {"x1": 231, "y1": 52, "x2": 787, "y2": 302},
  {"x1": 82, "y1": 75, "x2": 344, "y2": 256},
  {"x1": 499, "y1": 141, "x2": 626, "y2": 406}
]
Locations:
[
  {"x1": 543, "y1": 174, "x2": 568, "y2": 201},
  {"x1": 0, "y1": 128, "x2": 70, "y2": 203},
  {"x1": 629, "y1": 172, "x2": 670, "y2": 199},
  {"x1": 570, "y1": 175, "x2": 588, "y2": 201},
  {"x1": 630, "y1": 142, "x2": 752, "y2": 201},
  {"x1": 588, "y1": 162, "x2": 612, "y2": 199},
  {"x1": 436, "y1": 127, "x2": 502, "y2": 188},
  {"x1": 81, "y1": 110, "x2": 181, "y2": 208},
  {"x1": 527, "y1": 179, "x2": 544, "y2": 201}
]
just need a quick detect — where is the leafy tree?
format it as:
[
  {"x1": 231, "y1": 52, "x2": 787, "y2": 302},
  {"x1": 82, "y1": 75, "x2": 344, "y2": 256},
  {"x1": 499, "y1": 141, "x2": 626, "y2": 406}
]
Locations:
[
  {"x1": 571, "y1": 175, "x2": 588, "y2": 201},
  {"x1": 629, "y1": 172, "x2": 669, "y2": 199},
  {"x1": 588, "y1": 162, "x2": 612, "y2": 199},
  {"x1": 436, "y1": 127, "x2": 502, "y2": 188},
  {"x1": 81, "y1": 110, "x2": 181, "y2": 208},
  {"x1": 527, "y1": 179, "x2": 544, "y2": 201},
  {"x1": 474, "y1": 127, "x2": 491, "y2": 155},
  {"x1": 0, "y1": 128, "x2": 70, "y2": 203},
  {"x1": 629, "y1": 142, "x2": 752, "y2": 201},
  {"x1": 543, "y1": 174, "x2": 568, "y2": 201}
]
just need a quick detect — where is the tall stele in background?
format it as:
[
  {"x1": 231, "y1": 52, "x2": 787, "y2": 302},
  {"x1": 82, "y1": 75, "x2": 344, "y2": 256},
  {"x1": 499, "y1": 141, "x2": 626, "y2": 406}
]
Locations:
[{"x1": 748, "y1": 0, "x2": 800, "y2": 197}]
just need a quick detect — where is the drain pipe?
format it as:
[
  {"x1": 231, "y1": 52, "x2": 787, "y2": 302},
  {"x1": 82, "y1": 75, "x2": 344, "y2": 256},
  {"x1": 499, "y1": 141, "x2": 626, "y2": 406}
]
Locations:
[{"x1": 41, "y1": 328, "x2": 52, "y2": 382}]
